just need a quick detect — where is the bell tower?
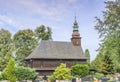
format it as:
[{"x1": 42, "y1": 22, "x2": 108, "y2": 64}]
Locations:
[{"x1": 71, "y1": 16, "x2": 81, "y2": 46}]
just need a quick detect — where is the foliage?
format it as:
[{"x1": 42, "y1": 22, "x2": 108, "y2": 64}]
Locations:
[
  {"x1": 116, "y1": 65, "x2": 120, "y2": 73},
  {"x1": 71, "y1": 64, "x2": 89, "y2": 78},
  {"x1": 2, "y1": 58, "x2": 17, "y2": 82},
  {"x1": 0, "y1": 25, "x2": 52, "y2": 67},
  {"x1": 53, "y1": 63, "x2": 71, "y2": 80},
  {"x1": 13, "y1": 29, "x2": 37, "y2": 66},
  {"x1": 91, "y1": 37, "x2": 120, "y2": 72},
  {"x1": 0, "y1": 74, "x2": 2, "y2": 80},
  {"x1": 0, "y1": 28, "x2": 13, "y2": 71},
  {"x1": 90, "y1": 55, "x2": 103, "y2": 72},
  {"x1": 48, "y1": 75, "x2": 56, "y2": 82},
  {"x1": 92, "y1": 0, "x2": 120, "y2": 74},
  {"x1": 100, "y1": 55, "x2": 116, "y2": 75},
  {"x1": 85, "y1": 49, "x2": 90, "y2": 64},
  {"x1": 35, "y1": 25, "x2": 52, "y2": 40},
  {"x1": 93, "y1": 73, "x2": 104, "y2": 79},
  {"x1": 15, "y1": 66, "x2": 38, "y2": 80},
  {"x1": 95, "y1": 0, "x2": 120, "y2": 39}
]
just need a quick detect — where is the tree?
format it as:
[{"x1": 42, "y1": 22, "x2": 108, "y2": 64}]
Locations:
[
  {"x1": 2, "y1": 58, "x2": 17, "y2": 82},
  {"x1": 100, "y1": 55, "x2": 116, "y2": 75},
  {"x1": 92, "y1": 0, "x2": 120, "y2": 72},
  {"x1": 85, "y1": 49, "x2": 90, "y2": 64},
  {"x1": 0, "y1": 28, "x2": 13, "y2": 71},
  {"x1": 53, "y1": 63, "x2": 71, "y2": 80},
  {"x1": 13, "y1": 29, "x2": 37, "y2": 66},
  {"x1": 95, "y1": 0, "x2": 120, "y2": 39},
  {"x1": 34, "y1": 25, "x2": 52, "y2": 41},
  {"x1": 71, "y1": 64, "x2": 89, "y2": 78}
]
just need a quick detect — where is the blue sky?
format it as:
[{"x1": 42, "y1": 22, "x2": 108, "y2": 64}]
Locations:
[{"x1": 0, "y1": 0, "x2": 114, "y2": 61}]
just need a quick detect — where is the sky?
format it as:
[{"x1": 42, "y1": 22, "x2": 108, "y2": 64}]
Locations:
[{"x1": 0, "y1": 0, "x2": 114, "y2": 61}]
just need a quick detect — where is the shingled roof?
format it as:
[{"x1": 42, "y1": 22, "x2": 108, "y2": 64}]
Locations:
[{"x1": 26, "y1": 40, "x2": 86, "y2": 59}]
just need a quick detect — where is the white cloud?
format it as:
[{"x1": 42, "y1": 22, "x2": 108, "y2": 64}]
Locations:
[
  {"x1": 0, "y1": 15, "x2": 23, "y2": 29},
  {"x1": 21, "y1": 0, "x2": 68, "y2": 21},
  {"x1": 1, "y1": 0, "x2": 79, "y2": 21}
]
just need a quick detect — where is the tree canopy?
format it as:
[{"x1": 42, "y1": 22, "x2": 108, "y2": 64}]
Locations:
[
  {"x1": 0, "y1": 29, "x2": 13, "y2": 71},
  {"x1": 35, "y1": 25, "x2": 52, "y2": 41},
  {"x1": 91, "y1": 0, "x2": 120, "y2": 74},
  {"x1": 0, "y1": 25, "x2": 52, "y2": 68},
  {"x1": 13, "y1": 29, "x2": 37, "y2": 66}
]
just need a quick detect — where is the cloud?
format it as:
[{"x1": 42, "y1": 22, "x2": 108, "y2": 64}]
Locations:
[
  {"x1": 0, "y1": 0, "x2": 79, "y2": 21},
  {"x1": 0, "y1": 15, "x2": 23, "y2": 29},
  {"x1": 18, "y1": 0, "x2": 69, "y2": 21}
]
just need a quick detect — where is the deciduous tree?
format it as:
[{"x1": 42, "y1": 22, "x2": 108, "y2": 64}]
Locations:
[
  {"x1": 13, "y1": 29, "x2": 37, "y2": 66},
  {"x1": 34, "y1": 25, "x2": 52, "y2": 41},
  {"x1": 0, "y1": 28, "x2": 13, "y2": 71}
]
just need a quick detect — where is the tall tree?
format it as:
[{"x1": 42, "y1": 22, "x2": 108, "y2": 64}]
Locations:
[
  {"x1": 92, "y1": 0, "x2": 120, "y2": 72},
  {"x1": 34, "y1": 25, "x2": 52, "y2": 41},
  {"x1": 0, "y1": 28, "x2": 12, "y2": 71},
  {"x1": 85, "y1": 49, "x2": 90, "y2": 64},
  {"x1": 13, "y1": 29, "x2": 37, "y2": 66}
]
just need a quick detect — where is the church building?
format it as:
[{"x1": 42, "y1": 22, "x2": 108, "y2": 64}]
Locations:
[{"x1": 25, "y1": 17, "x2": 87, "y2": 76}]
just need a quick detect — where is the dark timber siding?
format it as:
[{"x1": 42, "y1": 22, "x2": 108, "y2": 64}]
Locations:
[{"x1": 26, "y1": 59, "x2": 87, "y2": 76}]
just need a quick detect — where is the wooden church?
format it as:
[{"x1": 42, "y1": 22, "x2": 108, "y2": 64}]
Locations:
[{"x1": 25, "y1": 18, "x2": 87, "y2": 76}]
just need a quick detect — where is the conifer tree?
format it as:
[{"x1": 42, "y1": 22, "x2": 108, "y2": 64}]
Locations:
[
  {"x1": 100, "y1": 55, "x2": 116, "y2": 75},
  {"x1": 2, "y1": 58, "x2": 17, "y2": 82}
]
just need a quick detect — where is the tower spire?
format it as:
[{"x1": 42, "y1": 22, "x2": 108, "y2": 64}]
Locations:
[
  {"x1": 75, "y1": 15, "x2": 76, "y2": 21},
  {"x1": 71, "y1": 16, "x2": 81, "y2": 46}
]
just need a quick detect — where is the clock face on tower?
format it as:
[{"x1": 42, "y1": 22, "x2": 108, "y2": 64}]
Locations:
[
  {"x1": 72, "y1": 39, "x2": 80, "y2": 46},
  {"x1": 76, "y1": 41, "x2": 79, "y2": 45}
]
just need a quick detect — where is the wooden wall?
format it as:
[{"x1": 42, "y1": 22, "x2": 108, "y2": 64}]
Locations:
[{"x1": 26, "y1": 59, "x2": 86, "y2": 76}]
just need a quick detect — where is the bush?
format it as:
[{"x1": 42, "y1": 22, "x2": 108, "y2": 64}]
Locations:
[
  {"x1": 15, "y1": 66, "x2": 38, "y2": 81},
  {"x1": 93, "y1": 72, "x2": 104, "y2": 79},
  {"x1": 71, "y1": 64, "x2": 89, "y2": 78},
  {"x1": 53, "y1": 63, "x2": 71, "y2": 80},
  {"x1": 0, "y1": 74, "x2": 3, "y2": 80},
  {"x1": 2, "y1": 58, "x2": 17, "y2": 82},
  {"x1": 48, "y1": 75, "x2": 56, "y2": 82}
]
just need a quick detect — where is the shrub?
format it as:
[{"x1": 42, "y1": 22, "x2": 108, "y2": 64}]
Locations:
[
  {"x1": 48, "y1": 75, "x2": 56, "y2": 82},
  {"x1": 71, "y1": 64, "x2": 89, "y2": 78},
  {"x1": 53, "y1": 63, "x2": 71, "y2": 80},
  {"x1": 2, "y1": 58, "x2": 17, "y2": 82},
  {"x1": 93, "y1": 72, "x2": 104, "y2": 79},
  {"x1": 0, "y1": 74, "x2": 3, "y2": 80},
  {"x1": 15, "y1": 66, "x2": 38, "y2": 81}
]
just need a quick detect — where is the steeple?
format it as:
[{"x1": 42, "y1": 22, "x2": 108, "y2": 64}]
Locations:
[{"x1": 71, "y1": 16, "x2": 81, "y2": 46}]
